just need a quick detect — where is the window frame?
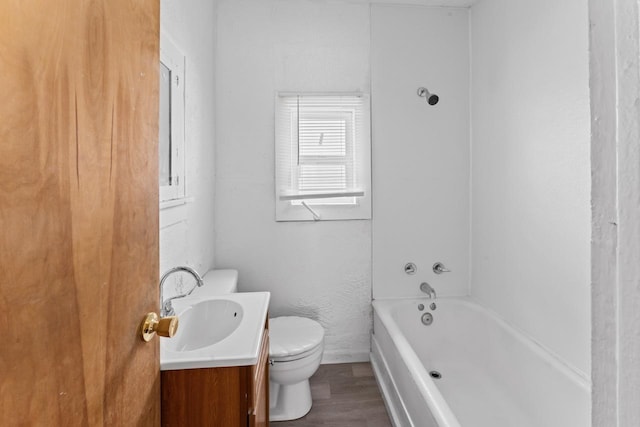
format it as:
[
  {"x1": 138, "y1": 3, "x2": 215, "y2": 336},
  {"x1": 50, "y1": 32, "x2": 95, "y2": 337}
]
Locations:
[
  {"x1": 275, "y1": 92, "x2": 372, "y2": 222},
  {"x1": 159, "y1": 33, "x2": 186, "y2": 203}
]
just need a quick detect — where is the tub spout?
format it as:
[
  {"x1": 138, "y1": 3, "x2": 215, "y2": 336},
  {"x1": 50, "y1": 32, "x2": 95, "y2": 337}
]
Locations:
[{"x1": 420, "y1": 282, "x2": 436, "y2": 299}]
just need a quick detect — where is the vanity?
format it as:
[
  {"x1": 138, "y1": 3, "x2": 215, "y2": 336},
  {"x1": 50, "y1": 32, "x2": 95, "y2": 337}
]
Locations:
[{"x1": 159, "y1": 292, "x2": 271, "y2": 427}]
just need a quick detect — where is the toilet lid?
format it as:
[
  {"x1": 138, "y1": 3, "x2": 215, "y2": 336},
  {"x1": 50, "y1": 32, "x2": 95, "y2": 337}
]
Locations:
[{"x1": 269, "y1": 316, "x2": 325, "y2": 359}]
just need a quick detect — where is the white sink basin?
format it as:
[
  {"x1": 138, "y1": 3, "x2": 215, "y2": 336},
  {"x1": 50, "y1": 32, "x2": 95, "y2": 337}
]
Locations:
[
  {"x1": 160, "y1": 292, "x2": 270, "y2": 370},
  {"x1": 164, "y1": 299, "x2": 244, "y2": 352}
]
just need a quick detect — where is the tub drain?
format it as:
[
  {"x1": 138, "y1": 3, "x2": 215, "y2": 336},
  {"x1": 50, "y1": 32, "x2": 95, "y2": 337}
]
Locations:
[{"x1": 429, "y1": 371, "x2": 442, "y2": 379}]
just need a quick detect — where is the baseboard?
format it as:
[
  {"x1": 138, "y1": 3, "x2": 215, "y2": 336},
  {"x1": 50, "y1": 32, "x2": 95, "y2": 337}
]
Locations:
[{"x1": 320, "y1": 350, "x2": 371, "y2": 364}]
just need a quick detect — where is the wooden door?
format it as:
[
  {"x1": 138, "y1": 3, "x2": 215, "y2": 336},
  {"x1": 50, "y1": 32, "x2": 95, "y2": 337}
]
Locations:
[{"x1": 0, "y1": 1, "x2": 160, "y2": 425}]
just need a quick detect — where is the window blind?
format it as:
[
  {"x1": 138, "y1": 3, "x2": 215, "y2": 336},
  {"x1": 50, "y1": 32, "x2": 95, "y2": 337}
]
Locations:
[{"x1": 275, "y1": 94, "x2": 369, "y2": 203}]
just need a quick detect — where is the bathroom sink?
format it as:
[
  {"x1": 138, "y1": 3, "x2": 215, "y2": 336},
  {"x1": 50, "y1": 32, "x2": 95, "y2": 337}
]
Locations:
[
  {"x1": 164, "y1": 299, "x2": 244, "y2": 352},
  {"x1": 160, "y1": 291, "x2": 270, "y2": 370}
]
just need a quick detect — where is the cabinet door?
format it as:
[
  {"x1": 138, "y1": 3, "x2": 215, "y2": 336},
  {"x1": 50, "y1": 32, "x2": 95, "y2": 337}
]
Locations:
[
  {"x1": 161, "y1": 367, "x2": 248, "y2": 426},
  {"x1": 250, "y1": 327, "x2": 270, "y2": 427}
]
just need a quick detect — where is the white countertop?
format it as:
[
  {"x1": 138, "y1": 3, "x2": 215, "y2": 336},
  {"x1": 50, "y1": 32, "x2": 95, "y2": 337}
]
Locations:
[{"x1": 160, "y1": 291, "x2": 270, "y2": 371}]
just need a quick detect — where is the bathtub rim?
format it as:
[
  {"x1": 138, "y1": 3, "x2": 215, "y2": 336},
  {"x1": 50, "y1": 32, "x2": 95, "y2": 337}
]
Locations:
[
  {"x1": 372, "y1": 296, "x2": 591, "y2": 392},
  {"x1": 370, "y1": 336, "x2": 407, "y2": 427},
  {"x1": 373, "y1": 297, "x2": 462, "y2": 427},
  {"x1": 371, "y1": 330, "x2": 457, "y2": 427}
]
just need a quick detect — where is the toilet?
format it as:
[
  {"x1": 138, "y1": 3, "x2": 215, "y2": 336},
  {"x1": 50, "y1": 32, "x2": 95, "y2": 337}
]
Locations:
[
  {"x1": 200, "y1": 269, "x2": 238, "y2": 294},
  {"x1": 269, "y1": 316, "x2": 325, "y2": 421}
]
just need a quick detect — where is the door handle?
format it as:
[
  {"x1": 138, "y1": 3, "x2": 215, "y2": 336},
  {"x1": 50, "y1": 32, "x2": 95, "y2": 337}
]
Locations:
[{"x1": 140, "y1": 312, "x2": 179, "y2": 342}]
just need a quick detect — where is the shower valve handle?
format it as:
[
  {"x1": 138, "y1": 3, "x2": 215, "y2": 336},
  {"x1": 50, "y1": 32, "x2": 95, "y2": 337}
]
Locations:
[{"x1": 432, "y1": 262, "x2": 451, "y2": 274}]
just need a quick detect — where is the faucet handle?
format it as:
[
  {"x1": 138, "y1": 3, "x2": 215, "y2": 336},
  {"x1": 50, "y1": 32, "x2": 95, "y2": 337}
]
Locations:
[
  {"x1": 432, "y1": 262, "x2": 451, "y2": 274},
  {"x1": 162, "y1": 300, "x2": 174, "y2": 317}
]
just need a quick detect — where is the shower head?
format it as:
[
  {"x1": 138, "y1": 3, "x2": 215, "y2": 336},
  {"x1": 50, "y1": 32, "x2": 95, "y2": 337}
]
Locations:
[{"x1": 417, "y1": 87, "x2": 439, "y2": 105}]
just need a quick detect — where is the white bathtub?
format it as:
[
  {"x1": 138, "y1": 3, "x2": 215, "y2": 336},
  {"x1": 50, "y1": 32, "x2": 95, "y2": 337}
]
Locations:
[{"x1": 371, "y1": 297, "x2": 590, "y2": 427}]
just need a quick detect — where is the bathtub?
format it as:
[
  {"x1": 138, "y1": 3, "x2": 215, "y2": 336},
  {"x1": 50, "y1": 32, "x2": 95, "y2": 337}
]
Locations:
[{"x1": 371, "y1": 297, "x2": 590, "y2": 427}]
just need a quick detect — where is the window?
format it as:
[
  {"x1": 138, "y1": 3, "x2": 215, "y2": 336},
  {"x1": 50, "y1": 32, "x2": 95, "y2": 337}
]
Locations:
[
  {"x1": 159, "y1": 33, "x2": 185, "y2": 203},
  {"x1": 275, "y1": 93, "x2": 371, "y2": 221}
]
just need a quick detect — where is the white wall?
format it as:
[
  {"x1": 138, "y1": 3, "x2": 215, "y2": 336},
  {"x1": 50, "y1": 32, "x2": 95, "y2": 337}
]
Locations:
[
  {"x1": 214, "y1": 0, "x2": 372, "y2": 363},
  {"x1": 371, "y1": 5, "x2": 470, "y2": 299},
  {"x1": 159, "y1": 0, "x2": 217, "y2": 295},
  {"x1": 470, "y1": 0, "x2": 591, "y2": 375},
  {"x1": 213, "y1": 0, "x2": 592, "y2": 374},
  {"x1": 590, "y1": 0, "x2": 640, "y2": 424}
]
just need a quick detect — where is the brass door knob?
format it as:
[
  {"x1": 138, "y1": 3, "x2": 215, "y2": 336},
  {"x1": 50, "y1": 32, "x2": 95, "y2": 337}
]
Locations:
[{"x1": 140, "y1": 312, "x2": 179, "y2": 342}]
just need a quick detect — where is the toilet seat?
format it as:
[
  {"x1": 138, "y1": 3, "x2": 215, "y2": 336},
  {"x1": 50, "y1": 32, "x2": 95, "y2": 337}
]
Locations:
[
  {"x1": 269, "y1": 316, "x2": 324, "y2": 362},
  {"x1": 268, "y1": 316, "x2": 325, "y2": 422},
  {"x1": 270, "y1": 343, "x2": 323, "y2": 363}
]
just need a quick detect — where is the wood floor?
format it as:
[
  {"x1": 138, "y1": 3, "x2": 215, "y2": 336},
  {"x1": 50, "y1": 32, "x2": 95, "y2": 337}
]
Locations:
[{"x1": 272, "y1": 362, "x2": 393, "y2": 427}]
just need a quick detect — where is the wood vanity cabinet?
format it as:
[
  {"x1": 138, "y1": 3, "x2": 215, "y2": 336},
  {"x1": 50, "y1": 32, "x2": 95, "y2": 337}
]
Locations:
[{"x1": 161, "y1": 321, "x2": 269, "y2": 427}]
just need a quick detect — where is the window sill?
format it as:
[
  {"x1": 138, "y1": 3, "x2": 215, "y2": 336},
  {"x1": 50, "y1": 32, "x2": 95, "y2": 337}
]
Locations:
[
  {"x1": 275, "y1": 196, "x2": 371, "y2": 222},
  {"x1": 160, "y1": 197, "x2": 194, "y2": 211},
  {"x1": 160, "y1": 197, "x2": 194, "y2": 230}
]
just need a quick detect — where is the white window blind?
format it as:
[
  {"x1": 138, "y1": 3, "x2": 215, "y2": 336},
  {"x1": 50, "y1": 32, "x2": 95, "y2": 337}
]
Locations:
[{"x1": 275, "y1": 93, "x2": 371, "y2": 221}]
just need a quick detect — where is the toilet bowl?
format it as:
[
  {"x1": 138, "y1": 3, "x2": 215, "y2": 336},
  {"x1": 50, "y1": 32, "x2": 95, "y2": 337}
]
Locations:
[{"x1": 269, "y1": 316, "x2": 325, "y2": 422}]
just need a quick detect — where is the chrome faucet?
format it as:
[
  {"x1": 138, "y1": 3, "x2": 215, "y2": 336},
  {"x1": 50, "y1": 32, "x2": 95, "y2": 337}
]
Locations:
[
  {"x1": 420, "y1": 282, "x2": 436, "y2": 299},
  {"x1": 159, "y1": 266, "x2": 204, "y2": 316}
]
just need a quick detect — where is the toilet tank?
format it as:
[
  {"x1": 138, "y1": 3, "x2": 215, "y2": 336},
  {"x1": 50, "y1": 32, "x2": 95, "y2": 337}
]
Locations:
[{"x1": 199, "y1": 269, "x2": 238, "y2": 295}]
